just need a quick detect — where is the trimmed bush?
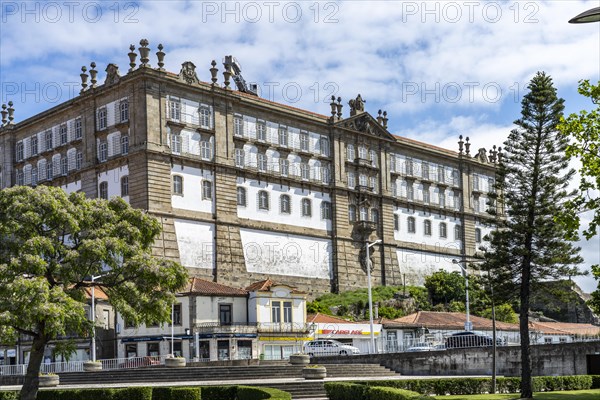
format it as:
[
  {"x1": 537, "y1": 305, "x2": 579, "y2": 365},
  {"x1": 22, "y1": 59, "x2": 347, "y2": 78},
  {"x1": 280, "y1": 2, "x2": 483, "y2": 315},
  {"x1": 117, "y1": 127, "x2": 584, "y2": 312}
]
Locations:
[
  {"x1": 201, "y1": 386, "x2": 237, "y2": 400},
  {"x1": 591, "y1": 375, "x2": 600, "y2": 389},
  {"x1": 365, "y1": 386, "x2": 424, "y2": 400},
  {"x1": 237, "y1": 386, "x2": 291, "y2": 400},
  {"x1": 325, "y1": 382, "x2": 367, "y2": 400},
  {"x1": 113, "y1": 387, "x2": 153, "y2": 400},
  {"x1": 0, "y1": 392, "x2": 19, "y2": 400},
  {"x1": 152, "y1": 387, "x2": 200, "y2": 400}
]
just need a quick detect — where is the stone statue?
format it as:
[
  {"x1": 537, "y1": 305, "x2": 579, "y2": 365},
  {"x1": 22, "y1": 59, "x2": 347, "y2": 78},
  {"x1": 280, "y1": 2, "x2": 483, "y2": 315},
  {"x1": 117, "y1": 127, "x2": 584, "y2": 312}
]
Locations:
[{"x1": 349, "y1": 94, "x2": 366, "y2": 116}]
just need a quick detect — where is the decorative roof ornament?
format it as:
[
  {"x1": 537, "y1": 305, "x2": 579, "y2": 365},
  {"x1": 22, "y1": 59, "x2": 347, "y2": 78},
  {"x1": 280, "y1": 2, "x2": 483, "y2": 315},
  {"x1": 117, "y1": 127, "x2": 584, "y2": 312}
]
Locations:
[
  {"x1": 127, "y1": 44, "x2": 137, "y2": 71},
  {"x1": 7, "y1": 101, "x2": 14, "y2": 124},
  {"x1": 477, "y1": 148, "x2": 488, "y2": 163},
  {"x1": 89, "y1": 62, "x2": 98, "y2": 88},
  {"x1": 336, "y1": 97, "x2": 343, "y2": 120},
  {"x1": 178, "y1": 61, "x2": 199, "y2": 85},
  {"x1": 222, "y1": 61, "x2": 232, "y2": 89},
  {"x1": 209, "y1": 60, "x2": 218, "y2": 86},
  {"x1": 497, "y1": 147, "x2": 503, "y2": 163},
  {"x1": 105, "y1": 63, "x2": 121, "y2": 85},
  {"x1": 329, "y1": 95, "x2": 336, "y2": 122},
  {"x1": 1, "y1": 104, "x2": 7, "y2": 126},
  {"x1": 156, "y1": 44, "x2": 165, "y2": 71},
  {"x1": 348, "y1": 94, "x2": 366, "y2": 116},
  {"x1": 377, "y1": 110, "x2": 383, "y2": 125},
  {"x1": 382, "y1": 111, "x2": 388, "y2": 129},
  {"x1": 464, "y1": 137, "x2": 471, "y2": 157},
  {"x1": 458, "y1": 135, "x2": 464, "y2": 155},
  {"x1": 138, "y1": 39, "x2": 150, "y2": 67},
  {"x1": 80, "y1": 66, "x2": 89, "y2": 93},
  {"x1": 489, "y1": 145, "x2": 498, "y2": 163}
]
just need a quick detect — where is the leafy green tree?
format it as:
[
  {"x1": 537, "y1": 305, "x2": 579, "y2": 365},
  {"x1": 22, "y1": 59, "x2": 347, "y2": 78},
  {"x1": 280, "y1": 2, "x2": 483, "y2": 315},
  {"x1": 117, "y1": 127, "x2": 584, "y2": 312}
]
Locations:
[
  {"x1": 557, "y1": 80, "x2": 600, "y2": 313},
  {"x1": 481, "y1": 72, "x2": 583, "y2": 398},
  {"x1": 479, "y1": 303, "x2": 518, "y2": 324},
  {"x1": 0, "y1": 186, "x2": 188, "y2": 400},
  {"x1": 424, "y1": 270, "x2": 469, "y2": 307}
]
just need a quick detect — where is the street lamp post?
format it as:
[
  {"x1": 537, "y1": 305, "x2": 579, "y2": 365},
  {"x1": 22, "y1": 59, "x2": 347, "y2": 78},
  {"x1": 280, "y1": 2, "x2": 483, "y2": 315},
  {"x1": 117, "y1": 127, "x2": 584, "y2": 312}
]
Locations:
[
  {"x1": 365, "y1": 239, "x2": 382, "y2": 354},
  {"x1": 90, "y1": 274, "x2": 105, "y2": 362},
  {"x1": 452, "y1": 259, "x2": 472, "y2": 331}
]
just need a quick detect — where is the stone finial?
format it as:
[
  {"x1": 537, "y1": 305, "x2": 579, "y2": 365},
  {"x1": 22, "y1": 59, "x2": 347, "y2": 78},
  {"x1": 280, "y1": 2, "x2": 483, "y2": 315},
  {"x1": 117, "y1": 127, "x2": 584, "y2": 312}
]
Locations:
[
  {"x1": 376, "y1": 109, "x2": 383, "y2": 125},
  {"x1": 80, "y1": 66, "x2": 89, "y2": 93},
  {"x1": 465, "y1": 136, "x2": 471, "y2": 157},
  {"x1": 139, "y1": 39, "x2": 150, "y2": 67},
  {"x1": 7, "y1": 101, "x2": 14, "y2": 123},
  {"x1": 1, "y1": 104, "x2": 7, "y2": 125},
  {"x1": 223, "y1": 62, "x2": 232, "y2": 89},
  {"x1": 156, "y1": 44, "x2": 165, "y2": 71},
  {"x1": 458, "y1": 135, "x2": 464, "y2": 155},
  {"x1": 489, "y1": 145, "x2": 497, "y2": 163},
  {"x1": 336, "y1": 97, "x2": 343, "y2": 120},
  {"x1": 89, "y1": 62, "x2": 98, "y2": 88},
  {"x1": 382, "y1": 111, "x2": 388, "y2": 129},
  {"x1": 128, "y1": 44, "x2": 137, "y2": 71},
  {"x1": 329, "y1": 95, "x2": 336, "y2": 121},
  {"x1": 497, "y1": 147, "x2": 503, "y2": 163},
  {"x1": 209, "y1": 60, "x2": 218, "y2": 86}
]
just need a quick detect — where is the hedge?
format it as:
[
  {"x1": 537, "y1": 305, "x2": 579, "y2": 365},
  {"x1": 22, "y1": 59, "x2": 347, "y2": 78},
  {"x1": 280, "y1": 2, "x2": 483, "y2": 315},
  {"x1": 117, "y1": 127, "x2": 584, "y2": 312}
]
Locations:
[
  {"x1": 325, "y1": 382, "x2": 367, "y2": 400},
  {"x1": 200, "y1": 386, "x2": 236, "y2": 400},
  {"x1": 364, "y1": 386, "x2": 425, "y2": 400},
  {"x1": 0, "y1": 392, "x2": 18, "y2": 400},
  {"x1": 591, "y1": 375, "x2": 600, "y2": 389},
  {"x1": 36, "y1": 387, "x2": 153, "y2": 400},
  {"x1": 152, "y1": 387, "x2": 201, "y2": 400},
  {"x1": 236, "y1": 386, "x2": 291, "y2": 400}
]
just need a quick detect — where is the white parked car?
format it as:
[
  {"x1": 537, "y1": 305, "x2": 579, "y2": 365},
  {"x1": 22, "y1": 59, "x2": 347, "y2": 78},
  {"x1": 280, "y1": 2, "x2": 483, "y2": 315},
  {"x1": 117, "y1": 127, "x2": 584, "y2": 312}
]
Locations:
[{"x1": 303, "y1": 340, "x2": 360, "y2": 356}]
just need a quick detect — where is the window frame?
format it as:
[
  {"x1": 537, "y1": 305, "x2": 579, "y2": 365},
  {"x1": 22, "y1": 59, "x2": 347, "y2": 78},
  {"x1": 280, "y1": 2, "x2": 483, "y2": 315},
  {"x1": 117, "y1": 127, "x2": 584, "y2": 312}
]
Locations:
[
  {"x1": 202, "y1": 180, "x2": 212, "y2": 200},
  {"x1": 99, "y1": 181, "x2": 108, "y2": 200},
  {"x1": 407, "y1": 216, "x2": 416, "y2": 233},
  {"x1": 121, "y1": 176, "x2": 129, "y2": 197},
  {"x1": 258, "y1": 190, "x2": 269, "y2": 210},
  {"x1": 280, "y1": 194, "x2": 291, "y2": 214},
  {"x1": 439, "y1": 222, "x2": 447, "y2": 238},
  {"x1": 301, "y1": 198, "x2": 312, "y2": 217},
  {"x1": 237, "y1": 187, "x2": 247, "y2": 207},
  {"x1": 424, "y1": 220, "x2": 432, "y2": 236},
  {"x1": 173, "y1": 175, "x2": 183, "y2": 195}
]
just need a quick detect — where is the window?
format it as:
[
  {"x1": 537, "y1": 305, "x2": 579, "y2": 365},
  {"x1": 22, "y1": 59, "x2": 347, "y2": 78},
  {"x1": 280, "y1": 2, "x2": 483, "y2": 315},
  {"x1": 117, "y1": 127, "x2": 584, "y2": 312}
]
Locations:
[
  {"x1": 199, "y1": 106, "x2": 211, "y2": 127},
  {"x1": 121, "y1": 136, "x2": 129, "y2": 155},
  {"x1": 347, "y1": 172, "x2": 355, "y2": 188},
  {"x1": 394, "y1": 214, "x2": 399, "y2": 231},
  {"x1": 171, "y1": 134, "x2": 181, "y2": 154},
  {"x1": 201, "y1": 141, "x2": 212, "y2": 160},
  {"x1": 237, "y1": 187, "x2": 247, "y2": 206},
  {"x1": 235, "y1": 148, "x2": 245, "y2": 167},
  {"x1": 321, "y1": 201, "x2": 332, "y2": 220},
  {"x1": 169, "y1": 99, "x2": 180, "y2": 121},
  {"x1": 121, "y1": 176, "x2": 129, "y2": 196},
  {"x1": 359, "y1": 206, "x2": 368, "y2": 221},
  {"x1": 358, "y1": 145, "x2": 367, "y2": 160},
  {"x1": 233, "y1": 116, "x2": 243, "y2": 136},
  {"x1": 172, "y1": 304, "x2": 182, "y2": 326},
  {"x1": 301, "y1": 198, "x2": 312, "y2": 217},
  {"x1": 320, "y1": 137, "x2": 330, "y2": 156},
  {"x1": 454, "y1": 225, "x2": 462, "y2": 241},
  {"x1": 98, "y1": 107, "x2": 107, "y2": 130},
  {"x1": 16, "y1": 170, "x2": 23, "y2": 185},
  {"x1": 31, "y1": 167, "x2": 37, "y2": 186},
  {"x1": 16, "y1": 142, "x2": 23, "y2": 161},
  {"x1": 75, "y1": 118, "x2": 82, "y2": 139},
  {"x1": 452, "y1": 170, "x2": 460, "y2": 186},
  {"x1": 348, "y1": 204, "x2": 357, "y2": 222},
  {"x1": 278, "y1": 126, "x2": 288, "y2": 147},
  {"x1": 406, "y1": 159, "x2": 414, "y2": 176},
  {"x1": 438, "y1": 165, "x2": 445, "y2": 183},
  {"x1": 147, "y1": 342, "x2": 160, "y2": 357},
  {"x1": 283, "y1": 301, "x2": 292, "y2": 323},
  {"x1": 439, "y1": 192, "x2": 446, "y2": 208},
  {"x1": 219, "y1": 304, "x2": 232, "y2": 325},
  {"x1": 359, "y1": 174, "x2": 367, "y2": 187},
  {"x1": 454, "y1": 190, "x2": 462, "y2": 210},
  {"x1": 370, "y1": 176, "x2": 377, "y2": 193},
  {"x1": 423, "y1": 185, "x2": 430, "y2": 204},
  {"x1": 407, "y1": 217, "x2": 416, "y2": 233},
  {"x1": 280, "y1": 194, "x2": 291, "y2": 214},
  {"x1": 488, "y1": 177, "x2": 495, "y2": 192},
  {"x1": 390, "y1": 154, "x2": 396, "y2": 172},
  {"x1": 475, "y1": 228, "x2": 482, "y2": 243},
  {"x1": 258, "y1": 190, "x2": 269, "y2": 210},
  {"x1": 76, "y1": 152, "x2": 83, "y2": 170},
  {"x1": 31, "y1": 136, "x2": 38, "y2": 155},
  {"x1": 370, "y1": 149, "x2": 377, "y2": 167},
  {"x1": 424, "y1": 220, "x2": 432, "y2": 236},
  {"x1": 173, "y1": 175, "x2": 183, "y2": 195},
  {"x1": 473, "y1": 175, "x2": 480, "y2": 191},
  {"x1": 258, "y1": 153, "x2": 267, "y2": 172},
  {"x1": 422, "y1": 162, "x2": 429, "y2": 180},
  {"x1": 300, "y1": 163, "x2": 310, "y2": 180},
  {"x1": 256, "y1": 121, "x2": 266, "y2": 141},
  {"x1": 202, "y1": 180, "x2": 212, "y2": 200},
  {"x1": 440, "y1": 222, "x2": 447, "y2": 238},
  {"x1": 99, "y1": 142, "x2": 108, "y2": 162},
  {"x1": 120, "y1": 100, "x2": 129, "y2": 122},
  {"x1": 300, "y1": 131, "x2": 309, "y2": 151},
  {"x1": 280, "y1": 159, "x2": 289, "y2": 176},
  {"x1": 60, "y1": 158, "x2": 68, "y2": 175},
  {"x1": 125, "y1": 344, "x2": 137, "y2": 358},
  {"x1": 371, "y1": 208, "x2": 379, "y2": 225},
  {"x1": 322, "y1": 166, "x2": 331, "y2": 184},
  {"x1": 392, "y1": 182, "x2": 398, "y2": 197},
  {"x1": 46, "y1": 161, "x2": 53, "y2": 180},
  {"x1": 347, "y1": 144, "x2": 355, "y2": 161},
  {"x1": 474, "y1": 196, "x2": 480, "y2": 212},
  {"x1": 271, "y1": 301, "x2": 281, "y2": 323},
  {"x1": 45, "y1": 130, "x2": 53, "y2": 150},
  {"x1": 99, "y1": 182, "x2": 108, "y2": 199},
  {"x1": 407, "y1": 183, "x2": 414, "y2": 201}
]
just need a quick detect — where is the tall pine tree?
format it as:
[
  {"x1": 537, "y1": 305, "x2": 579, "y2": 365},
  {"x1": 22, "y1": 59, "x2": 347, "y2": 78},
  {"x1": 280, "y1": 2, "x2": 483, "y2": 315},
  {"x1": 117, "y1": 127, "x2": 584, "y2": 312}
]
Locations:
[{"x1": 482, "y1": 72, "x2": 582, "y2": 398}]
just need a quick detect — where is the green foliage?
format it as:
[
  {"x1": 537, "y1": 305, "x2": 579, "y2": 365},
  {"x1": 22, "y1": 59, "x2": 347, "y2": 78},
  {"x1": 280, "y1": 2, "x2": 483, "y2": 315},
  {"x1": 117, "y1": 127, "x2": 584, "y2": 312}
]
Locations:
[
  {"x1": 407, "y1": 286, "x2": 432, "y2": 311},
  {"x1": 152, "y1": 387, "x2": 200, "y2": 400},
  {"x1": 479, "y1": 303, "x2": 518, "y2": 324},
  {"x1": 365, "y1": 386, "x2": 425, "y2": 400},
  {"x1": 306, "y1": 300, "x2": 329, "y2": 314},
  {"x1": 201, "y1": 386, "x2": 237, "y2": 400},
  {"x1": 591, "y1": 375, "x2": 600, "y2": 389},
  {"x1": 0, "y1": 186, "x2": 188, "y2": 400},
  {"x1": 378, "y1": 305, "x2": 405, "y2": 319},
  {"x1": 425, "y1": 270, "x2": 466, "y2": 306},
  {"x1": 237, "y1": 386, "x2": 291, "y2": 400},
  {"x1": 0, "y1": 392, "x2": 19, "y2": 400},
  {"x1": 36, "y1": 387, "x2": 153, "y2": 400},
  {"x1": 325, "y1": 382, "x2": 367, "y2": 400}
]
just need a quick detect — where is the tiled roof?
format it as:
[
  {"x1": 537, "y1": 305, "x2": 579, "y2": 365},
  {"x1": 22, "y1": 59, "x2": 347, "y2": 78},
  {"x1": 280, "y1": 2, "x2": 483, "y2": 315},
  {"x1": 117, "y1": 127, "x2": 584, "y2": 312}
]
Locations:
[
  {"x1": 386, "y1": 311, "x2": 520, "y2": 331},
  {"x1": 245, "y1": 278, "x2": 305, "y2": 294},
  {"x1": 181, "y1": 277, "x2": 247, "y2": 297},
  {"x1": 307, "y1": 313, "x2": 356, "y2": 324},
  {"x1": 529, "y1": 321, "x2": 600, "y2": 336},
  {"x1": 83, "y1": 286, "x2": 109, "y2": 301}
]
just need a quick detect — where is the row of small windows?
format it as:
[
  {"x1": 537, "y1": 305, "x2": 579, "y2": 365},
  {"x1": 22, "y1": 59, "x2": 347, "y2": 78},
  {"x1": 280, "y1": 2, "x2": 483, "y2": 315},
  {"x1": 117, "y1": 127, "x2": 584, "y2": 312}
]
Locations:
[
  {"x1": 172, "y1": 175, "x2": 213, "y2": 200},
  {"x1": 97, "y1": 136, "x2": 129, "y2": 163},
  {"x1": 98, "y1": 176, "x2": 129, "y2": 199},
  {"x1": 393, "y1": 216, "x2": 482, "y2": 243},
  {"x1": 15, "y1": 152, "x2": 83, "y2": 186},
  {"x1": 390, "y1": 155, "x2": 459, "y2": 186},
  {"x1": 347, "y1": 205, "x2": 379, "y2": 225},
  {"x1": 235, "y1": 149, "x2": 331, "y2": 183},
  {"x1": 234, "y1": 116, "x2": 331, "y2": 157},
  {"x1": 236, "y1": 187, "x2": 332, "y2": 219},
  {"x1": 168, "y1": 98, "x2": 212, "y2": 128},
  {"x1": 171, "y1": 135, "x2": 213, "y2": 160},
  {"x1": 347, "y1": 172, "x2": 379, "y2": 193},
  {"x1": 15, "y1": 119, "x2": 83, "y2": 162},
  {"x1": 346, "y1": 144, "x2": 378, "y2": 167},
  {"x1": 97, "y1": 100, "x2": 129, "y2": 131}
]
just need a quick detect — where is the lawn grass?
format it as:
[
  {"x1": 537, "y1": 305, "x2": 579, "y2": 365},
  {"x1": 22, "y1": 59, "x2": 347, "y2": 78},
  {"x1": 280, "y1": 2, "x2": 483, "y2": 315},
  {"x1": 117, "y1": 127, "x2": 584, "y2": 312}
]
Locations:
[{"x1": 435, "y1": 389, "x2": 600, "y2": 400}]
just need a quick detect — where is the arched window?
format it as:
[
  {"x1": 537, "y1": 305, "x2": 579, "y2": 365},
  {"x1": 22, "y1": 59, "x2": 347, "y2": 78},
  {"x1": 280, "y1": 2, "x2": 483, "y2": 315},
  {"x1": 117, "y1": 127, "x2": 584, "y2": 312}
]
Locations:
[
  {"x1": 280, "y1": 194, "x2": 291, "y2": 214},
  {"x1": 301, "y1": 198, "x2": 312, "y2": 217},
  {"x1": 439, "y1": 222, "x2": 447, "y2": 238},
  {"x1": 475, "y1": 228, "x2": 482, "y2": 243},
  {"x1": 423, "y1": 220, "x2": 431, "y2": 236},
  {"x1": 258, "y1": 190, "x2": 269, "y2": 210},
  {"x1": 237, "y1": 187, "x2": 247, "y2": 206},
  {"x1": 99, "y1": 181, "x2": 108, "y2": 199},
  {"x1": 173, "y1": 175, "x2": 183, "y2": 195},
  {"x1": 407, "y1": 217, "x2": 416, "y2": 233},
  {"x1": 348, "y1": 204, "x2": 357, "y2": 222},
  {"x1": 347, "y1": 144, "x2": 355, "y2": 161}
]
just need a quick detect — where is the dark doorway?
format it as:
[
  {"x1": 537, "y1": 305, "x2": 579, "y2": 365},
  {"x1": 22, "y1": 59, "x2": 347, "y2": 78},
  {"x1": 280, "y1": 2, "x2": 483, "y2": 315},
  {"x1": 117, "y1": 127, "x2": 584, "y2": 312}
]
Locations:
[{"x1": 587, "y1": 354, "x2": 600, "y2": 375}]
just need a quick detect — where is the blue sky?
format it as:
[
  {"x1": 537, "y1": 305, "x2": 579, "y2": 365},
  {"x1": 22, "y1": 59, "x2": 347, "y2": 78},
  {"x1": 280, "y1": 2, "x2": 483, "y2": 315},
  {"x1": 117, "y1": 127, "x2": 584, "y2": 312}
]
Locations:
[{"x1": 1, "y1": 0, "x2": 599, "y2": 292}]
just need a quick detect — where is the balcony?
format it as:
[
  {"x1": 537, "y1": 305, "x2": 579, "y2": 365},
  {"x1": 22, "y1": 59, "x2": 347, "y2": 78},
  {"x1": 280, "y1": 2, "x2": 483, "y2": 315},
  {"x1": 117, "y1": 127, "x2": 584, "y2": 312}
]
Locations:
[
  {"x1": 354, "y1": 220, "x2": 377, "y2": 235},
  {"x1": 257, "y1": 322, "x2": 314, "y2": 334},
  {"x1": 194, "y1": 322, "x2": 258, "y2": 334}
]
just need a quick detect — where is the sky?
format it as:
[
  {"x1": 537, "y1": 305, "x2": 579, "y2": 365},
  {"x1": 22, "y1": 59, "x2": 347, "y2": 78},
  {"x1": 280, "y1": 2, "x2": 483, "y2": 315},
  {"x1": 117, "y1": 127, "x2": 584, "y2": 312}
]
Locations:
[{"x1": 1, "y1": 0, "x2": 599, "y2": 292}]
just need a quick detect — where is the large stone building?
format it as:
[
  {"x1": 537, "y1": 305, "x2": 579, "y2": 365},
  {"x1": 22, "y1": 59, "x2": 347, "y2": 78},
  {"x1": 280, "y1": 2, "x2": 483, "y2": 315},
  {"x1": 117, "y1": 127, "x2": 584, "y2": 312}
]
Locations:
[{"x1": 0, "y1": 40, "x2": 500, "y2": 298}]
